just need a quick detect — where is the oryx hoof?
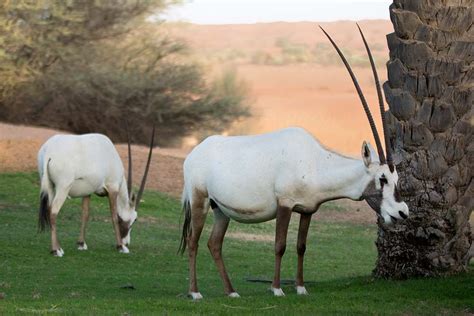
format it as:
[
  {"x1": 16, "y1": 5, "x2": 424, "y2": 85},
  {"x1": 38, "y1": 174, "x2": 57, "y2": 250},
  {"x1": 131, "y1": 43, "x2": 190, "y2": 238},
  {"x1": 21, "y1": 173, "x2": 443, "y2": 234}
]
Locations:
[
  {"x1": 270, "y1": 287, "x2": 285, "y2": 297},
  {"x1": 77, "y1": 242, "x2": 88, "y2": 251},
  {"x1": 51, "y1": 248, "x2": 64, "y2": 257},
  {"x1": 189, "y1": 292, "x2": 203, "y2": 300},
  {"x1": 117, "y1": 245, "x2": 130, "y2": 254},
  {"x1": 228, "y1": 292, "x2": 240, "y2": 298},
  {"x1": 296, "y1": 286, "x2": 309, "y2": 295}
]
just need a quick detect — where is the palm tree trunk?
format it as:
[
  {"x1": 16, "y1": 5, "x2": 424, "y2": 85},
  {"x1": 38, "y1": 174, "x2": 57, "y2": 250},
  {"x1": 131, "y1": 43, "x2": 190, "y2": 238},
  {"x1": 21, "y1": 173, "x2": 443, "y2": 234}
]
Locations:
[{"x1": 375, "y1": 0, "x2": 473, "y2": 278}]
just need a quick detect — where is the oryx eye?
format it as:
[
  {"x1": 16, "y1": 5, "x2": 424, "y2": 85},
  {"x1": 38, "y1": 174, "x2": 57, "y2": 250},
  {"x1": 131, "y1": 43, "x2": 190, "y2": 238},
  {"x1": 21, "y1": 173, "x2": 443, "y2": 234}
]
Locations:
[{"x1": 380, "y1": 175, "x2": 388, "y2": 187}]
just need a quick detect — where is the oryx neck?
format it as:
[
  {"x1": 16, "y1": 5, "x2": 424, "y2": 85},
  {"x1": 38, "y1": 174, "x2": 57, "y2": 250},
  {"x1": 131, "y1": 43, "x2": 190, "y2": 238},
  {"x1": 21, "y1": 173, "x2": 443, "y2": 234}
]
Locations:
[{"x1": 316, "y1": 155, "x2": 371, "y2": 202}]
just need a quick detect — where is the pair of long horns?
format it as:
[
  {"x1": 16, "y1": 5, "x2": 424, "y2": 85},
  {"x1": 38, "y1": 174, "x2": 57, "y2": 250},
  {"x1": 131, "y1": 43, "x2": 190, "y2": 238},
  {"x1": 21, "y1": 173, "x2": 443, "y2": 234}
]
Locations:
[
  {"x1": 126, "y1": 124, "x2": 155, "y2": 211},
  {"x1": 320, "y1": 24, "x2": 394, "y2": 172}
]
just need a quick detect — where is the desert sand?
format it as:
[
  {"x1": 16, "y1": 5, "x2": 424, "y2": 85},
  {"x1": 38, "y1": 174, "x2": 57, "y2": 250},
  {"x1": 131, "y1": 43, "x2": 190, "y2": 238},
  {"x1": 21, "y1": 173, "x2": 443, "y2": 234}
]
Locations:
[{"x1": 162, "y1": 20, "x2": 393, "y2": 155}]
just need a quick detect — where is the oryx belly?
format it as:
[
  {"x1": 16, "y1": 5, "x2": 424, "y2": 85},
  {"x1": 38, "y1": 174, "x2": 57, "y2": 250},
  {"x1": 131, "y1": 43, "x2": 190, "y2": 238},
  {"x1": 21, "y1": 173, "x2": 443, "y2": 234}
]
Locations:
[
  {"x1": 68, "y1": 177, "x2": 106, "y2": 198},
  {"x1": 210, "y1": 194, "x2": 277, "y2": 223}
]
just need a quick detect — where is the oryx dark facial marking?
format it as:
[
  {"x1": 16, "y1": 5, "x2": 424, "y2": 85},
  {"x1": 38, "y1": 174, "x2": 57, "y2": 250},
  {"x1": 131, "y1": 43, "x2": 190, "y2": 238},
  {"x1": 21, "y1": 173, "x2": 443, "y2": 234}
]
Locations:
[
  {"x1": 361, "y1": 180, "x2": 383, "y2": 214},
  {"x1": 361, "y1": 168, "x2": 409, "y2": 224},
  {"x1": 394, "y1": 185, "x2": 402, "y2": 203},
  {"x1": 118, "y1": 215, "x2": 131, "y2": 239},
  {"x1": 379, "y1": 173, "x2": 403, "y2": 205}
]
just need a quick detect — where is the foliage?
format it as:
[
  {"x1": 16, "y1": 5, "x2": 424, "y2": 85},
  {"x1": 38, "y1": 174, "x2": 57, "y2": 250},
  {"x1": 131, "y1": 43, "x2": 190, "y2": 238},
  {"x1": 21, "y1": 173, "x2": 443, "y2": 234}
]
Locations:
[
  {"x1": 0, "y1": 172, "x2": 472, "y2": 314},
  {"x1": 0, "y1": 1, "x2": 250, "y2": 145},
  {"x1": 0, "y1": 0, "x2": 170, "y2": 91}
]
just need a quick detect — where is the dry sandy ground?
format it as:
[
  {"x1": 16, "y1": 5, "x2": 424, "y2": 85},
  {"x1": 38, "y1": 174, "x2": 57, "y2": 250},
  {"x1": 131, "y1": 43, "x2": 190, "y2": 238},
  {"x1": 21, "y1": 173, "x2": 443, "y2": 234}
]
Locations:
[
  {"x1": 162, "y1": 20, "x2": 393, "y2": 155},
  {"x1": 234, "y1": 64, "x2": 387, "y2": 155}
]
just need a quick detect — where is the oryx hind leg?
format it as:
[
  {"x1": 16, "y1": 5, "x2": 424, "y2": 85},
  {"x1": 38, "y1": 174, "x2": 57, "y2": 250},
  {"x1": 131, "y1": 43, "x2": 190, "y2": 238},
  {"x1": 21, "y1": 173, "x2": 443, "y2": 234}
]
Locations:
[
  {"x1": 49, "y1": 186, "x2": 70, "y2": 257},
  {"x1": 77, "y1": 196, "x2": 91, "y2": 251},
  {"x1": 188, "y1": 190, "x2": 209, "y2": 300},
  {"x1": 207, "y1": 204, "x2": 239, "y2": 298}
]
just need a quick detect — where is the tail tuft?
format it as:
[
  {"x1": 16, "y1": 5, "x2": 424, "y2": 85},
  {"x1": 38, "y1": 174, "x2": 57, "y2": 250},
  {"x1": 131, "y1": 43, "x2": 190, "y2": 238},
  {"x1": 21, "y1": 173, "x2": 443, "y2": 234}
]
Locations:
[
  {"x1": 178, "y1": 199, "x2": 191, "y2": 255},
  {"x1": 38, "y1": 192, "x2": 50, "y2": 232}
]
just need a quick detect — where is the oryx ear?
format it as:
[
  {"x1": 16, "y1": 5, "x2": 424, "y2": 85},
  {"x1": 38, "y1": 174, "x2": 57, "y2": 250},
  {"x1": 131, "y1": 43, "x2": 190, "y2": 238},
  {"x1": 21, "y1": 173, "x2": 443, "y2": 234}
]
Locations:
[
  {"x1": 361, "y1": 141, "x2": 372, "y2": 167},
  {"x1": 362, "y1": 141, "x2": 380, "y2": 167}
]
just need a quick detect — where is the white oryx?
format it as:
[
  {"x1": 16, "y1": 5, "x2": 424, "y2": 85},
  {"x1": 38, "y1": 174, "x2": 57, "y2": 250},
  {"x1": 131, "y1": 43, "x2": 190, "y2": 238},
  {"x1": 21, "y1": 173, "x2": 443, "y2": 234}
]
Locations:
[
  {"x1": 37, "y1": 127, "x2": 155, "y2": 256},
  {"x1": 179, "y1": 25, "x2": 409, "y2": 299}
]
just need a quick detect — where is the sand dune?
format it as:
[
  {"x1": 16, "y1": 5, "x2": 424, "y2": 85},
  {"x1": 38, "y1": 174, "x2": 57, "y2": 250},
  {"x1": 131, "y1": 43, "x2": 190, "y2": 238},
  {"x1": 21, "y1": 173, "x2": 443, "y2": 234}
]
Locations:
[{"x1": 161, "y1": 20, "x2": 393, "y2": 155}]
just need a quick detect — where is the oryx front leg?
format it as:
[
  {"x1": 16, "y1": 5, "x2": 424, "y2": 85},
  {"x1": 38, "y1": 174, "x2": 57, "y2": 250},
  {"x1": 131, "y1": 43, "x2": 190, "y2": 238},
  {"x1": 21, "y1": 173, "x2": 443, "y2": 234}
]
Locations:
[
  {"x1": 188, "y1": 194, "x2": 208, "y2": 300},
  {"x1": 50, "y1": 188, "x2": 69, "y2": 257},
  {"x1": 271, "y1": 205, "x2": 292, "y2": 296},
  {"x1": 77, "y1": 196, "x2": 90, "y2": 251},
  {"x1": 296, "y1": 213, "x2": 312, "y2": 295},
  {"x1": 207, "y1": 208, "x2": 239, "y2": 298},
  {"x1": 107, "y1": 191, "x2": 128, "y2": 253}
]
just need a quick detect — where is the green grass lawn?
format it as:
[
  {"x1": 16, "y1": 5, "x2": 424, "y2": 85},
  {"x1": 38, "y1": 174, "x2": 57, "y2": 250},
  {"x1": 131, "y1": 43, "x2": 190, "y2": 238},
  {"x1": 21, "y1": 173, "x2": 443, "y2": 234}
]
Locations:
[{"x1": 0, "y1": 172, "x2": 472, "y2": 315}]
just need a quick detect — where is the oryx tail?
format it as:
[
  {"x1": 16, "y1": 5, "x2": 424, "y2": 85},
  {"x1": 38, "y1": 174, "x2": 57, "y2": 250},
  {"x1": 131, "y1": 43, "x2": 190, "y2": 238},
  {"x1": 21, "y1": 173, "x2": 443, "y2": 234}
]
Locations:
[
  {"x1": 38, "y1": 158, "x2": 53, "y2": 232},
  {"x1": 178, "y1": 190, "x2": 192, "y2": 255}
]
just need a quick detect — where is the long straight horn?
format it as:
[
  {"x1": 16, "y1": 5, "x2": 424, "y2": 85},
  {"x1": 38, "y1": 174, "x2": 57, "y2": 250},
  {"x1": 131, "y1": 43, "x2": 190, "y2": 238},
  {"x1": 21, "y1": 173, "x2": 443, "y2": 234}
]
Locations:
[
  {"x1": 135, "y1": 125, "x2": 155, "y2": 211},
  {"x1": 126, "y1": 121, "x2": 133, "y2": 196},
  {"x1": 319, "y1": 26, "x2": 386, "y2": 164},
  {"x1": 356, "y1": 23, "x2": 393, "y2": 171}
]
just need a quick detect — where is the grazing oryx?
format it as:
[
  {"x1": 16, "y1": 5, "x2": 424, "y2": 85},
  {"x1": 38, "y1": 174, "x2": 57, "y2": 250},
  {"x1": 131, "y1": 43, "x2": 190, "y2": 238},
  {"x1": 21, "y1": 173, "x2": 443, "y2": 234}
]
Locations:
[
  {"x1": 178, "y1": 25, "x2": 409, "y2": 300},
  {"x1": 37, "y1": 127, "x2": 155, "y2": 256}
]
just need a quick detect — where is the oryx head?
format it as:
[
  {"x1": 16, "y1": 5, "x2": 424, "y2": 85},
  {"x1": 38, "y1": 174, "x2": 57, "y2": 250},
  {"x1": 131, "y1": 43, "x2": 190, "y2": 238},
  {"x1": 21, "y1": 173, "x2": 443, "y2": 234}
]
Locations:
[
  {"x1": 321, "y1": 24, "x2": 409, "y2": 225},
  {"x1": 360, "y1": 142, "x2": 408, "y2": 225},
  {"x1": 119, "y1": 125, "x2": 155, "y2": 245}
]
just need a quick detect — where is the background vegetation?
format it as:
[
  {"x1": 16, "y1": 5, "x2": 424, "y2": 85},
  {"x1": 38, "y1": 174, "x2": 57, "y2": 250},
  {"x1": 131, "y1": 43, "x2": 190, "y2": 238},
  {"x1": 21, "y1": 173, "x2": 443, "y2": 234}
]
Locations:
[
  {"x1": 0, "y1": 1, "x2": 250, "y2": 145},
  {"x1": 250, "y1": 38, "x2": 386, "y2": 67},
  {"x1": 182, "y1": 35, "x2": 387, "y2": 68},
  {"x1": 0, "y1": 172, "x2": 472, "y2": 314}
]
